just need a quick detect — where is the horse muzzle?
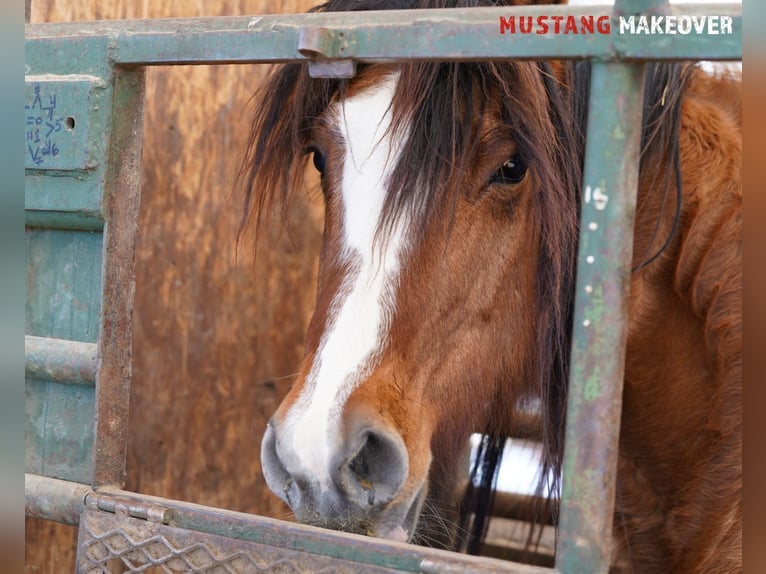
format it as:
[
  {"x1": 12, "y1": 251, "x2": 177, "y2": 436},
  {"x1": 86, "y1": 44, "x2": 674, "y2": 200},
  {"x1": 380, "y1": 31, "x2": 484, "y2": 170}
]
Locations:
[{"x1": 260, "y1": 416, "x2": 427, "y2": 542}]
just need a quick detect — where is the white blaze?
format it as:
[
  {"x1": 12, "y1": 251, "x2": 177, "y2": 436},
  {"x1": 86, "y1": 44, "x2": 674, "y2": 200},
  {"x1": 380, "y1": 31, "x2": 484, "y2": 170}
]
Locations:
[{"x1": 284, "y1": 74, "x2": 408, "y2": 490}]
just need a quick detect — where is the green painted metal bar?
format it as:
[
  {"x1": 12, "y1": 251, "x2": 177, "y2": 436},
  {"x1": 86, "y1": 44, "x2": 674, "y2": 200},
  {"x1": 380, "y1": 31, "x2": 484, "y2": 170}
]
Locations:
[
  {"x1": 25, "y1": 335, "x2": 97, "y2": 386},
  {"x1": 24, "y1": 3, "x2": 741, "y2": 67},
  {"x1": 554, "y1": 46, "x2": 647, "y2": 574},
  {"x1": 25, "y1": 474, "x2": 553, "y2": 573},
  {"x1": 555, "y1": 0, "x2": 686, "y2": 567},
  {"x1": 25, "y1": 210, "x2": 104, "y2": 231}
]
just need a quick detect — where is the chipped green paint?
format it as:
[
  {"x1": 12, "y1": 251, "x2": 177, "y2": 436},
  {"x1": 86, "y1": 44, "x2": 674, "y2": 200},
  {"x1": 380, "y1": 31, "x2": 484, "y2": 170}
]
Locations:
[
  {"x1": 591, "y1": 284, "x2": 607, "y2": 328},
  {"x1": 583, "y1": 369, "x2": 601, "y2": 403},
  {"x1": 25, "y1": 4, "x2": 741, "y2": 68},
  {"x1": 25, "y1": 379, "x2": 95, "y2": 483},
  {"x1": 556, "y1": 57, "x2": 646, "y2": 573},
  {"x1": 25, "y1": 336, "x2": 98, "y2": 386}
]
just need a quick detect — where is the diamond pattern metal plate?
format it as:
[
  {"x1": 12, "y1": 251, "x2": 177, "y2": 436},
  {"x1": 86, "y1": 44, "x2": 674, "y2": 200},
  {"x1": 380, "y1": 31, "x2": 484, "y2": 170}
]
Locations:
[{"x1": 76, "y1": 509, "x2": 401, "y2": 574}]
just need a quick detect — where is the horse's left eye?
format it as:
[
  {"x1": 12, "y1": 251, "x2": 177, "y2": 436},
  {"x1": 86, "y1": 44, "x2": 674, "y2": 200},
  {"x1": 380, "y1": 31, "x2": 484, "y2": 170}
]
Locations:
[{"x1": 491, "y1": 155, "x2": 527, "y2": 185}]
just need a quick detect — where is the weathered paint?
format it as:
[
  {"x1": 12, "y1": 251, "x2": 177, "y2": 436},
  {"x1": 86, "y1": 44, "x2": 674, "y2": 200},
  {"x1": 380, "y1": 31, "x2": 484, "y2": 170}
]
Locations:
[
  {"x1": 92, "y1": 66, "x2": 146, "y2": 488},
  {"x1": 25, "y1": 335, "x2": 97, "y2": 482},
  {"x1": 25, "y1": 2, "x2": 328, "y2": 572},
  {"x1": 25, "y1": 228, "x2": 102, "y2": 483},
  {"x1": 25, "y1": 4, "x2": 741, "y2": 69},
  {"x1": 26, "y1": 73, "x2": 108, "y2": 229},
  {"x1": 24, "y1": 61, "x2": 112, "y2": 230},
  {"x1": 25, "y1": 76, "x2": 104, "y2": 171},
  {"x1": 25, "y1": 336, "x2": 98, "y2": 386},
  {"x1": 25, "y1": 381, "x2": 95, "y2": 483},
  {"x1": 555, "y1": 60, "x2": 647, "y2": 573},
  {"x1": 25, "y1": 473, "x2": 92, "y2": 526},
  {"x1": 26, "y1": 475, "x2": 553, "y2": 573},
  {"x1": 25, "y1": 229, "x2": 103, "y2": 341}
]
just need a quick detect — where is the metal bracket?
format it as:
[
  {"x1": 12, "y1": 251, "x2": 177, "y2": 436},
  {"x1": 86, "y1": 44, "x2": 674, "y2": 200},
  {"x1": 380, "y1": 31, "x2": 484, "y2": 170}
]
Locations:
[{"x1": 298, "y1": 27, "x2": 357, "y2": 78}]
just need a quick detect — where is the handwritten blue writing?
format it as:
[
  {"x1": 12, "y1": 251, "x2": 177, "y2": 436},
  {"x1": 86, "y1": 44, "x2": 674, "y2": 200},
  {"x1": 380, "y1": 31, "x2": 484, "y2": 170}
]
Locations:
[{"x1": 26, "y1": 83, "x2": 65, "y2": 167}]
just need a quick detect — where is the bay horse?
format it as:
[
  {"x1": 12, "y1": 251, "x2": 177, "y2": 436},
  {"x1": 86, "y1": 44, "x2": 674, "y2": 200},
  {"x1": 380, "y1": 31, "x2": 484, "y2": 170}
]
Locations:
[{"x1": 241, "y1": 1, "x2": 742, "y2": 571}]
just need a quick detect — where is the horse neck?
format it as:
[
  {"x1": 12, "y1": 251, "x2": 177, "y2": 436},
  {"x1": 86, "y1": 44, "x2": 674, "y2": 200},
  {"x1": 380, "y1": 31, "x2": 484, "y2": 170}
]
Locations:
[{"x1": 622, "y1": 65, "x2": 741, "y2": 478}]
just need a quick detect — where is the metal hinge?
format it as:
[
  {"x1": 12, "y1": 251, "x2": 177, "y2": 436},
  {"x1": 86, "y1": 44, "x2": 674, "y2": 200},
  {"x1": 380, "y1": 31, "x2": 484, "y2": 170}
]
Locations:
[{"x1": 84, "y1": 491, "x2": 172, "y2": 525}]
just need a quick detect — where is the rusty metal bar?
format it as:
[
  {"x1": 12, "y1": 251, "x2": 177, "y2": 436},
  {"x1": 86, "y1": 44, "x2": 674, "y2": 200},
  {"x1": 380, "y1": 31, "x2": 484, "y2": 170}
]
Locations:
[
  {"x1": 25, "y1": 335, "x2": 98, "y2": 386},
  {"x1": 554, "y1": 47, "x2": 647, "y2": 574},
  {"x1": 26, "y1": 474, "x2": 552, "y2": 573},
  {"x1": 25, "y1": 473, "x2": 92, "y2": 525},
  {"x1": 91, "y1": 67, "x2": 145, "y2": 489}
]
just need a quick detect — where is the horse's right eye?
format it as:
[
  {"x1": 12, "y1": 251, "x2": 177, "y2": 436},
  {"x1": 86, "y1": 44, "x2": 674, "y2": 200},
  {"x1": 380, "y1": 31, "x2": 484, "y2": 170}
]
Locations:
[
  {"x1": 310, "y1": 148, "x2": 326, "y2": 176},
  {"x1": 490, "y1": 155, "x2": 527, "y2": 185}
]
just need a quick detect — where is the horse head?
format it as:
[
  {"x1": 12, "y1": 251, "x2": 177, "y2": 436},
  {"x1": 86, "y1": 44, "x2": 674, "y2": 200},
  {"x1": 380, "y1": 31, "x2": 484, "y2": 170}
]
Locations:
[
  {"x1": 243, "y1": 2, "x2": 742, "y2": 571},
  {"x1": 247, "y1": 13, "x2": 579, "y2": 543}
]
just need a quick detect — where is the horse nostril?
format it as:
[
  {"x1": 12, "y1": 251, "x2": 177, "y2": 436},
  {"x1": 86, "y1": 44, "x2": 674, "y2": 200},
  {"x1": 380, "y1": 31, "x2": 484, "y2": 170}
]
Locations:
[
  {"x1": 343, "y1": 429, "x2": 408, "y2": 508},
  {"x1": 261, "y1": 422, "x2": 301, "y2": 509}
]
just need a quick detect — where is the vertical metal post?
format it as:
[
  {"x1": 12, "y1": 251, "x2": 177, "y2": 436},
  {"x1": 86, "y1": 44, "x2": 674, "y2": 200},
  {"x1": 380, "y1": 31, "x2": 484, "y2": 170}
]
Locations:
[
  {"x1": 92, "y1": 67, "x2": 146, "y2": 487},
  {"x1": 554, "y1": 59, "x2": 646, "y2": 572}
]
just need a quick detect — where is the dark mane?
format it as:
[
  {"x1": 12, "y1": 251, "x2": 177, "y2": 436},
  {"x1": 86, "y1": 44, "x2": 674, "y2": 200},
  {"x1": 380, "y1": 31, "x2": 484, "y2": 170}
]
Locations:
[{"x1": 240, "y1": 0, "x2": 692, "y2": 557}]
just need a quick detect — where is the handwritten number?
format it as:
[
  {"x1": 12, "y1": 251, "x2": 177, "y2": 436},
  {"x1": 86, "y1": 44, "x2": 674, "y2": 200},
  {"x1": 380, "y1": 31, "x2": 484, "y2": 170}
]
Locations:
[{"x1": 26, "y1": 83, "x2": 64, "y2": 167}]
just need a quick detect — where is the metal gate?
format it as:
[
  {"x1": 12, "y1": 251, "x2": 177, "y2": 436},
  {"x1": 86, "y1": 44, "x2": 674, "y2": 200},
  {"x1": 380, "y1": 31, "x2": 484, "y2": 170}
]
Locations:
[{"x1": 25, "y1": 1, "x2": 741, "y2": 572}]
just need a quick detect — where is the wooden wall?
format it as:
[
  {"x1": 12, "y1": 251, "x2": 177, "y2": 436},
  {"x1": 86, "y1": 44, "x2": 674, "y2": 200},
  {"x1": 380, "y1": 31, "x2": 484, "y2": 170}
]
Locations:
[{"x1": 26, "y1": 1, "x2": 321, "y2": 571}]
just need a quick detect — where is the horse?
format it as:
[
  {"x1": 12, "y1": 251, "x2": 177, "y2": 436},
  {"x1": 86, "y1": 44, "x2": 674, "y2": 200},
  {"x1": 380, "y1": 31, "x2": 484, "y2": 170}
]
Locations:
[{"x1": 240, "y1": 1, "x2": 742, "y2": 571}]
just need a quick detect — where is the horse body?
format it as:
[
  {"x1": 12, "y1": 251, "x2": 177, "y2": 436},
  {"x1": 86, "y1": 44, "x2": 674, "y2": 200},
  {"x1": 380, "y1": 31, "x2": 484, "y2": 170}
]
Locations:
[
  {"x1": 615, "y1": 69, "x2": 741, "y2": 572},
  {"x1": 244, "y1": 2, "x2": 741, "y2": 571}
]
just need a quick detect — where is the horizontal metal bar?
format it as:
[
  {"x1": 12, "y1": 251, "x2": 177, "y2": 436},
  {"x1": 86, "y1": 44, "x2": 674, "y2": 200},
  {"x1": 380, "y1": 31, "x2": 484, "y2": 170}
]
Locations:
[
  {"x1": 25, "y1": 473, "x2": 92, "y2": 525},
  {"x1": 119, "y1": 486, "x2": 550, "y2": 573},
  {"x1": 25, "y1": 4, "x2": 741, "y2": 66},
  {"x1": 26, "y1": 474, "x2": 553, "y2": 573},
  {"x1": 24, "y1": 210, "x2": 105, "y2": 230},
  {"x1": 25, "y1": 335, "x2": 98, "y2": 386}
]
